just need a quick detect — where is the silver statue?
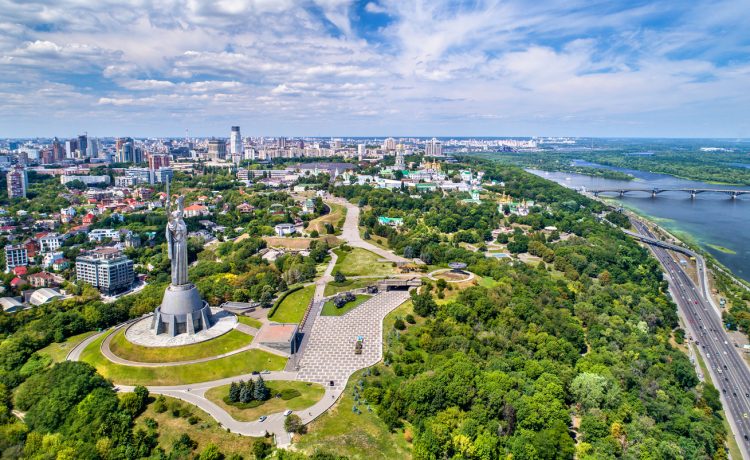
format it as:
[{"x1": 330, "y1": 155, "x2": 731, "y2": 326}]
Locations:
[{"x1": 166, "y1": 194, "x2": 189, "y2": 286}]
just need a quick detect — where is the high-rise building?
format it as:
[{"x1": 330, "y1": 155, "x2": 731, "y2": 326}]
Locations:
[
  {"x1": 78, "y1": 134, "x2": 88, "y2": 156},
  {"x1": 230, "y1": 126, "x2": 242, "y2": 155},
  {"x1": 383, "y1": 137, "x2": 396, "y2": 151},
  {"x1": 86, "y1": 138, "x2": 98, "y2": 158},
  {"x1": 6, "y1": 165, "x2": 27, "y2": 199},
  {"x1": 65, "y1": 139, "x2": 78, "y2": 159},
  {"x1": 148, "y1": 153, "x2": 170, "y2": 170},
  {"x1": 278, "y1": 137, "x2": 286, "y2": 149},
  {"x1": 117, "y1": 138, "x2": 135, "y2": 163},
  {"x1": 52, "y1": 137, "x2": 63, "y2": 162},
  {"x1": 425, "y1": 138, "x2": 442, "y2": 156},
  {"x1": 75, "y1": 248, "x2": 134, "y2": 294},
  {"x1": 358, "y1": 144, "x2": 365, "y2": 161},
  {"x1": 207, "y1": 139, "x2": 227, "y2": 160}
]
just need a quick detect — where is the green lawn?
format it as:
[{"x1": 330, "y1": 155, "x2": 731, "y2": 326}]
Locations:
[
  {"x1": 108, "y1": 328, "x2": 254, "y2": 363},
  {"x1": 237, "y1": 316, "x2": 263, "y2": 329},
  {"x1": 81, "y1": 333, "x2": 287, "y2": 386},
  {"x1": 321, "y1": 295, "x2": 371, "y2": 316},
  {"x1": 324, "y1": 278, "x2": 380, "y2": 296},
  {"x1": 36, "y1": 331, "x2": 95, "y2": 363},
  {"x1": 333, "y1": 248, "x2": 396, "y2": 277},
  {"x1": 294, "y1": 368, "x2": 411, "y2": 459},
  {"x1": 205, "y1": 381, "x2": 325, "y2": 421},
  {"x1": 135, "y1": 395, "x2": 261, "y2": 457},
  {"x1": 270, "y1": 285, "x2": 315, "y2": 324}
]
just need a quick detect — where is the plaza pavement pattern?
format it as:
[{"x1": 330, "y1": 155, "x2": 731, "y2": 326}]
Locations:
[{"x1": 296, "y1": 290, "x2": 411, "y2": 391}]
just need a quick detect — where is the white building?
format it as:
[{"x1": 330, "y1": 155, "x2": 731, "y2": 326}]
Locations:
[
  {"x1": 60, "y1": 175, "x2": 110, "y2": 186},
  {"x1": 39, "y1": 233, "x2": 63, "y2": 253},
  {"x1": 88, "y1": 228, "x2": 121, "y2": 242},
  {"x1": 274, "y1": 223, "x2": 296, "y2": 237}
]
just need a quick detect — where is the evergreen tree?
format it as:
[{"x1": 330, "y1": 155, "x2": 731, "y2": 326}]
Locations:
[
  {"x1": 239, "y1": 383, "x2": 252, "y2": 404},
  {"x1": 228, "y1": 382, "x2": 240, "y2": 403},
  {"x1": 254, "y1": 376, "x2": 270, "y2": 401}
]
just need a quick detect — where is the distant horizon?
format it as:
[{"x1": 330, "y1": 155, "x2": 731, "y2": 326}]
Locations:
[{"x1": 3, "y1": 135, "x2": 750, "y2": 143}]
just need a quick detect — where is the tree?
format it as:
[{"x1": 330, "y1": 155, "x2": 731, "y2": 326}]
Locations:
[
  {"x1": 334, "y1": 271, "x2": 346, "y2": 283},
  {"x1": 284, "y1": 414, "x2": 305, "y2": 434},
  {"x1": 411, "y1": 290, "x2": 437, "y2": 317},
  {"x1": 252, "y1": 440, "x2": 272, "y2": 459},
  {"x1": 254, "y1": 376, "x2": 270, "y2": 401},
  {"x1": 570, "y1": 372, "x2": 608, "y2": 411},
  {"x1": 229, "y1": 382, "x2": 240, "y2": 403},
  {"x1": 239, "y1": 381, "x2": 253, "y2": 404},
  {"x1": 198, "y1": 443, "x2": 224, "y2": 460}
]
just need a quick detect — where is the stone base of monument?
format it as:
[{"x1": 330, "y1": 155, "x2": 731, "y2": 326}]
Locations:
[{"x1": 125, "y1": 307, "x2": 237, "y2": 347}]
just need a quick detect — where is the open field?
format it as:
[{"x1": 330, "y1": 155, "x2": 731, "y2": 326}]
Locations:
[
  {"x1": 205, "y1": 381, "x2": 325, "y2": 422},
  {"x1": 81, "y1": 333, "x2": 286, "y2": 385},
  {"x1": 109, "y1": 328, "x2": 253, "y2": 363},
  {"x1": 135, "y1": 395, "x2": 261, "y2": 457},
  {"x1": 306, "y1": 203, "x2": 345, "y2": 234},
  {"x1": 333, "y1": 248, "x2": 396, "y2": 277},
  {"x1": 270, "y1": 285, "x2": 315, "y2": 324},
  {"x1": 293, "y1": 368, "x2": 411, "y2": 459},
  {"x1": 36, "y1": 331, "x2": 95, "y2": 363},
  {"x1": 321, "y1": 294, "x2": 371, "y2": 316},
  {"x1": 324, "y1": 278, "x2": 380, "y2": 296}
]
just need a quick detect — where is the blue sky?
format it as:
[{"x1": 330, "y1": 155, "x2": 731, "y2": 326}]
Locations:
[{"x1": 0, "y1": 0, "x2": 749, "y2": 138}]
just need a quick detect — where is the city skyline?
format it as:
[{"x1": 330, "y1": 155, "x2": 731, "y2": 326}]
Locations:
[{"x1": 1, "y1": 0, "x2": 749, "y2": 138}]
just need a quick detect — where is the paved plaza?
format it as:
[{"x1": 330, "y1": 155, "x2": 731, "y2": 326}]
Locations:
[{"x1": 297, "y1": 290, "x2": 411, "y2": 390}]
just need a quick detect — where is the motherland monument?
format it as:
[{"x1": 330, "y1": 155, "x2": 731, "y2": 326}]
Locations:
[{"x1": 151, "y1": 183, "x2": 212, "y2": 336}]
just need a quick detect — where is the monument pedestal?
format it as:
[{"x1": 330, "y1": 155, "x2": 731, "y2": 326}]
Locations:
[{"x1": 151, "y1": 283, "x2": 212, "y2": 337}]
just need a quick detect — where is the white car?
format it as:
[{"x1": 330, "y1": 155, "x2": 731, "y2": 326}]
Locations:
[{"x1": 283, "y1": 410, "x2": 293, "y2": 416}]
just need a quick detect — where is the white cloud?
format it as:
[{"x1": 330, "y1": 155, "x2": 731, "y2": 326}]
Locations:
[{"x1": 0, "y1": 0, "x2": 748, "y2": 137}]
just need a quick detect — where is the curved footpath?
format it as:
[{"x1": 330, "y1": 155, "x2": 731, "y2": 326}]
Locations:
[{"x1": 67, "y1": 202, "x2": 413, "y2": 448}]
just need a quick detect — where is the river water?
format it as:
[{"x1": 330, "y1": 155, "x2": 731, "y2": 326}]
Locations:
[{"x1": 528, "y1": 164, "x2": 750, "y2": 283}]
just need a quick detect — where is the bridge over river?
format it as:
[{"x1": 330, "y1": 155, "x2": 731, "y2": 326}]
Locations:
[{"x1": 584, "y1": 187, "x2": 750, "y2": 199}]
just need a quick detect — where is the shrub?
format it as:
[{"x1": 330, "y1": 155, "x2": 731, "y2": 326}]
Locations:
[
  {"x1": 334, "y1": 271, "x2": 346, "y2": 283},
  {"x1": 188, "y1": 415, "x2": 200, "y2": 425},
  {"x1": 405, "y1": 314, "x2": 416, "y2": 324},
  {"x1": 394, "y1": 318, "x2": 406, "y2": 330},
  {"x1": 153, "y1": 396, "x2": 167, "y2": 413}
]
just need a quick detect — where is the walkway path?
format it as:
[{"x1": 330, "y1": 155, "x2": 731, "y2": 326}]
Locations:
[{"x1": 329, "y1": 198, "x2": 409, "y2": 263}]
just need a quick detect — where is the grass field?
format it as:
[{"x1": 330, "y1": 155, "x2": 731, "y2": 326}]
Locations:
[
  {"x1": 237, "y1": 316, "x2": 263, "y2": 329},
  {"x1": 294, "y1": 368, "x2": 411, "y2": 459},
  {"x1": 321, "y1": 294, "x2": 371, "y2": 316},
  {"x1": 36, "y1": 331, "x2": 95, "y2": 363},
  {"x1": 81, "y1": 333, "x2": 287, "y2": 385},
  {"x1": 324, "y1": 278, "x2": 380, "y2": 296},
  {"x1": 333, "y1": 248, "x2": 396, "y2": 277},
  {"x1": 270, "y1": 285, "x2": 315, "y2": 324},
  {"x1": 205, "y1": 381, "x2": 325, "y2": 421},
  {"x1": 108, "y1": 329, "x2": 253, "y2": 363},
  {"x1": 135, "y1": 395, "x2": 261, "y2": 457},
  {"x1": 307, "y1": 203, "x2": 345, "y2": 234}
]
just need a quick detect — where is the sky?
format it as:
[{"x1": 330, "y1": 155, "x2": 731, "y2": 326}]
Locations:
[{"x1": 1, "y1": 0, "x2": 749, "y2": 138}]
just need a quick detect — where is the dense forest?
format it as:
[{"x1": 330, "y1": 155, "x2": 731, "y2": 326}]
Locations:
[{"x1": 335, "y1": 158, "x2": 727, "y2": 459}]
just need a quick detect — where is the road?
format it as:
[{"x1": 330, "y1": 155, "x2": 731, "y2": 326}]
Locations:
[
  {"x1": 632, "y1": 219, "x2": 750, "y2": 458},
  {"x1": 329, "y1": 198, "x2": 408, "y2": 263}
]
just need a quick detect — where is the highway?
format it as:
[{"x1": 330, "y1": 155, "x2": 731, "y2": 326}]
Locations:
[{"x1": 632, "y1": 220, "x2": 750, "y2": 458}]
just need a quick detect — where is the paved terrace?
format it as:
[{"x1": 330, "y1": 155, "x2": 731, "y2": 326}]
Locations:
[{"x1": 297, "y1": 290, "x2": 411, "y2": 391}]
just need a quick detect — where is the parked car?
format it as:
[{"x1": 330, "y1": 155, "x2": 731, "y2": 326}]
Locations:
[
  {"x1": 283, "y1": 410, "x2": 292, "y2": 416},
  {"x1": 259, "y1": 416, "x2": 267, "y2": 422}
]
